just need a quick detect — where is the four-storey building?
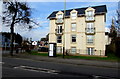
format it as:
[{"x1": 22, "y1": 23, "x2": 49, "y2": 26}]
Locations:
[{"x1": 48, "y1": 5, "x2": 107, "y2": 56}]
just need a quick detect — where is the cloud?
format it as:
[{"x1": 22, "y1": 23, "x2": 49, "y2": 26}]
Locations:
[
  {"x1": 2, "y1": 25, "x2": 10, "y2": 32},
  {"x1": 2, "y1": 18, "x2": 49, "y2": 41},
  {"x1": 15, "y1": 20, "x2": 49, "y2": 41},
  {"x1": 0, "y1": 1, "x2": 2, "y2": 32},
  {"x1": 22, "y1": 27, "x2": 49, "y2": 41}
]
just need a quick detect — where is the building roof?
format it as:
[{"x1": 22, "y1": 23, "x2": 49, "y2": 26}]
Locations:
[{"x1": 47, "y1": 5, "x2": 107, "y2": 19}]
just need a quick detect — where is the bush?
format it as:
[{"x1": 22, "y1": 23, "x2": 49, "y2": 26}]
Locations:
[
  {"x1": 26, "y1": 49, "x2": 31, "y2": 53},
  {"x1": 106, "y1": 43, "x2": 116, "y2": 55}
]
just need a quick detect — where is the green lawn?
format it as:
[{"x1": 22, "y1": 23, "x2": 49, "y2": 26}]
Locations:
[
  {"x1": 28, "y1": 51, "x2": 120, "y2": 62},
  {"x1": 30, "y1": 52, "x2": 48, "y2": 56}
]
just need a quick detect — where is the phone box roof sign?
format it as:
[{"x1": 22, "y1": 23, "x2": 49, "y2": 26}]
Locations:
[{"x1": 32, "y1": 41, "x2": 37, "y2": 45}]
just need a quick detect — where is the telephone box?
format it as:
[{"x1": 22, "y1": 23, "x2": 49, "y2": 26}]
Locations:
[{"x1": 48, "y1": 43, "x2": 56, "y2": 57}]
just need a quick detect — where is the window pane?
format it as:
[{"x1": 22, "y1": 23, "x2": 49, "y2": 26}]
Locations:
[
  {"x1": 57, "y1": 47, "x2": 62, "y2": 53},
  {"x1": 86, "y1": 23, "x2": 94, "y2": 33},
  {"x1": 60, "y1": 26, "x2": 62, "y2": 33},
  {"x1": 71, "y1": 47, "x2": 76, "y2": 54},
  {"x1": 58, "y1": 14, "x2": 62, "y2": 18},
  {"x1": 87, "y1": 48, "x2": 90, "y2": 55},
  {"x1": 87, "y1": 23, "x2": 93, "y2": 28},
  {"x1": 91, "y1": 48, "x2": 94, "y2": 55},
  {"x1": 57, "y1": 25, "x2": 62, "y2": 33},
  {"x1": 72, "y1": 12, "x2": 76, "y2": 16},
  {"x1": 57, "y1": 36, "x2": 61, "y2": 39},
  {"x1": 87, "y1": 48, "x2": 94, "y2": 55},
  {"x1": 72, "y1": 35, "x2": 76, "y2": 42},
  {"x1": 86, "y1": 11, "x2": 94, "y2": 20},
  {"x1": 87, "y1": 35, "x2": 94, "y2": 44},
  {"x1": 57, "y1": 36, "x2": 62, "y2": 43},
  {"x1": 87, "y1": 11, "x2": 93, "y2": 16},
  {"x1": 71, "y1": 12, "x2": 76, "y2": 19},
  {"x1": 71, "y1": 23, "x2": 76, "y2": 31}
]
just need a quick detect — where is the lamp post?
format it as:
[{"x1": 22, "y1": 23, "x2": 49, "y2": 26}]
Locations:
[{"x1": 63, "y1": 0, "x2": 66, "y2": 58}]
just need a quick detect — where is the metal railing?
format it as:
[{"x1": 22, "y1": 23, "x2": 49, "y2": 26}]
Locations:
[
  {"x1": 86, "y1": 17, "x2": 95, "y2": 21},
  {"x1": 63, "y1": 49, "x2": 105, "y2": 56},
  {"x1": 85, "y1": 28, "x2": 95, "y2": 34}
]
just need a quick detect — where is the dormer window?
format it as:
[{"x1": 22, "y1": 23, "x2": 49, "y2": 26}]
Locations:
[
  {"x1": 56, "y1": 14, "x2": 63, "y2": 24},
  {"x1": 71, "y1": 12, "x2": 77, "y2": 19},
  {"x1": 56, "y1": 11, "x2": 63, "y2": 19},
  {"x1": 58, "y1": 14, "x2": 63, "y2": 19},
  {"x1": 86, "y1": 10, "x2": 94, "y2": 21},
  {"x1": 85, "y1": 7, "x2": 95, "y2": 21},
  {"x1": 86, "y1": 11, "x2": 94, "y2": 17},
  {"x1": 56, "y1": 11, "x2": 63, "y2": 24}
]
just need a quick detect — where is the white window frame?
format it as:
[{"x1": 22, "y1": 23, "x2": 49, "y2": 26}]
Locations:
[
  {"x1": 56, "y1": 14, "x2": 63, "y2": 23},
  {"x1": 87, "y1": 35, "x2": 94, "y2": 44},
  {"x1": 57, "y1": 46, "x2": 62, "y2": 53},
  {"x1": 71, "y1": 23, "x2": 76, "y2": 31},
  {"x1": 57, "y1": 25, "x2": 62, "y2": 34},
  {"x1": 86, "y1": 23, "x2": 94, "y2": 33},
  {"x1": 86, "y1": 11, "x2": 93, "y2": 16},
  {"x1": 71, "y1": 12, "x2": 77, "y2": 19},
  {"x1": 71, "y1": 47, "x2": 76, "y2": 54},
  {"x1": 87, "y1": 47, "x2": 94, "y2": 55},
  {"x1": 58, "y1": 14, "x2": 63, "y2": 19},
  {"x1": 71, "y1": 35, "x2": 76, "y2": 43},
  {"x1": 57, "y1": 35, "x2": 62, "y2": 43},
  {"x1": 86, "y1": 10, "x2": 94, "y2": 21}
]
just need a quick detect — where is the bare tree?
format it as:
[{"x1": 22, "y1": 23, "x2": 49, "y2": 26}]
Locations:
[
  {"x1": 109, "y1": 1, "x2": 120, "y2": 41},
  {"x1": 108, "y1": 2, "x2": 120, "y2": 57},
  {"x1": 111, "y1": 1, "x2": 120, "y2": 37},
  {"x1": 2, "y1": 0, "x2": 39, "y2": 56},
  {"x1": 116, "y1": 9, "x2": 120, "y2": 37}
]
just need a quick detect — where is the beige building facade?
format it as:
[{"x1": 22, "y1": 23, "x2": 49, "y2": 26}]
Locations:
[{"x1": 48, "y1": 5, "x2": 107, "y2": 56}]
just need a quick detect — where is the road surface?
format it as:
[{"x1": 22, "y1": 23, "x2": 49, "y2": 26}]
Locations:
[{"x1": 2, "y1": 57, "x2": 119, "y2": 78}]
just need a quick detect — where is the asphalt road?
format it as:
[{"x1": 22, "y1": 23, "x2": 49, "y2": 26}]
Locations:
[{"x1": 2, "y1": 57, "x2": 119, "y2": 78}]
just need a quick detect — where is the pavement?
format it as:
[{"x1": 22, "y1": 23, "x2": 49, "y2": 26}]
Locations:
[{"x1": 2, "y1": 53, "x2": 120, "y2": 69}]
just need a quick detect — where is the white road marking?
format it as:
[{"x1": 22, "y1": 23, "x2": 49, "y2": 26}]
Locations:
[
  {"x1": 0, "y1": 62, "x2": 4, "y2": 64},
  {"x1": 14, "y1": 65, "x2": 60, "y2": 74},
  {"x1": 92, "y1": 75, "x2": 103, "y2": 78}
]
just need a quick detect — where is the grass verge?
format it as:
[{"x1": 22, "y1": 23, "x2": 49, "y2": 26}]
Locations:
[{"x1": 28, "y1": 51, "x2": 120, "y2": 62}]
